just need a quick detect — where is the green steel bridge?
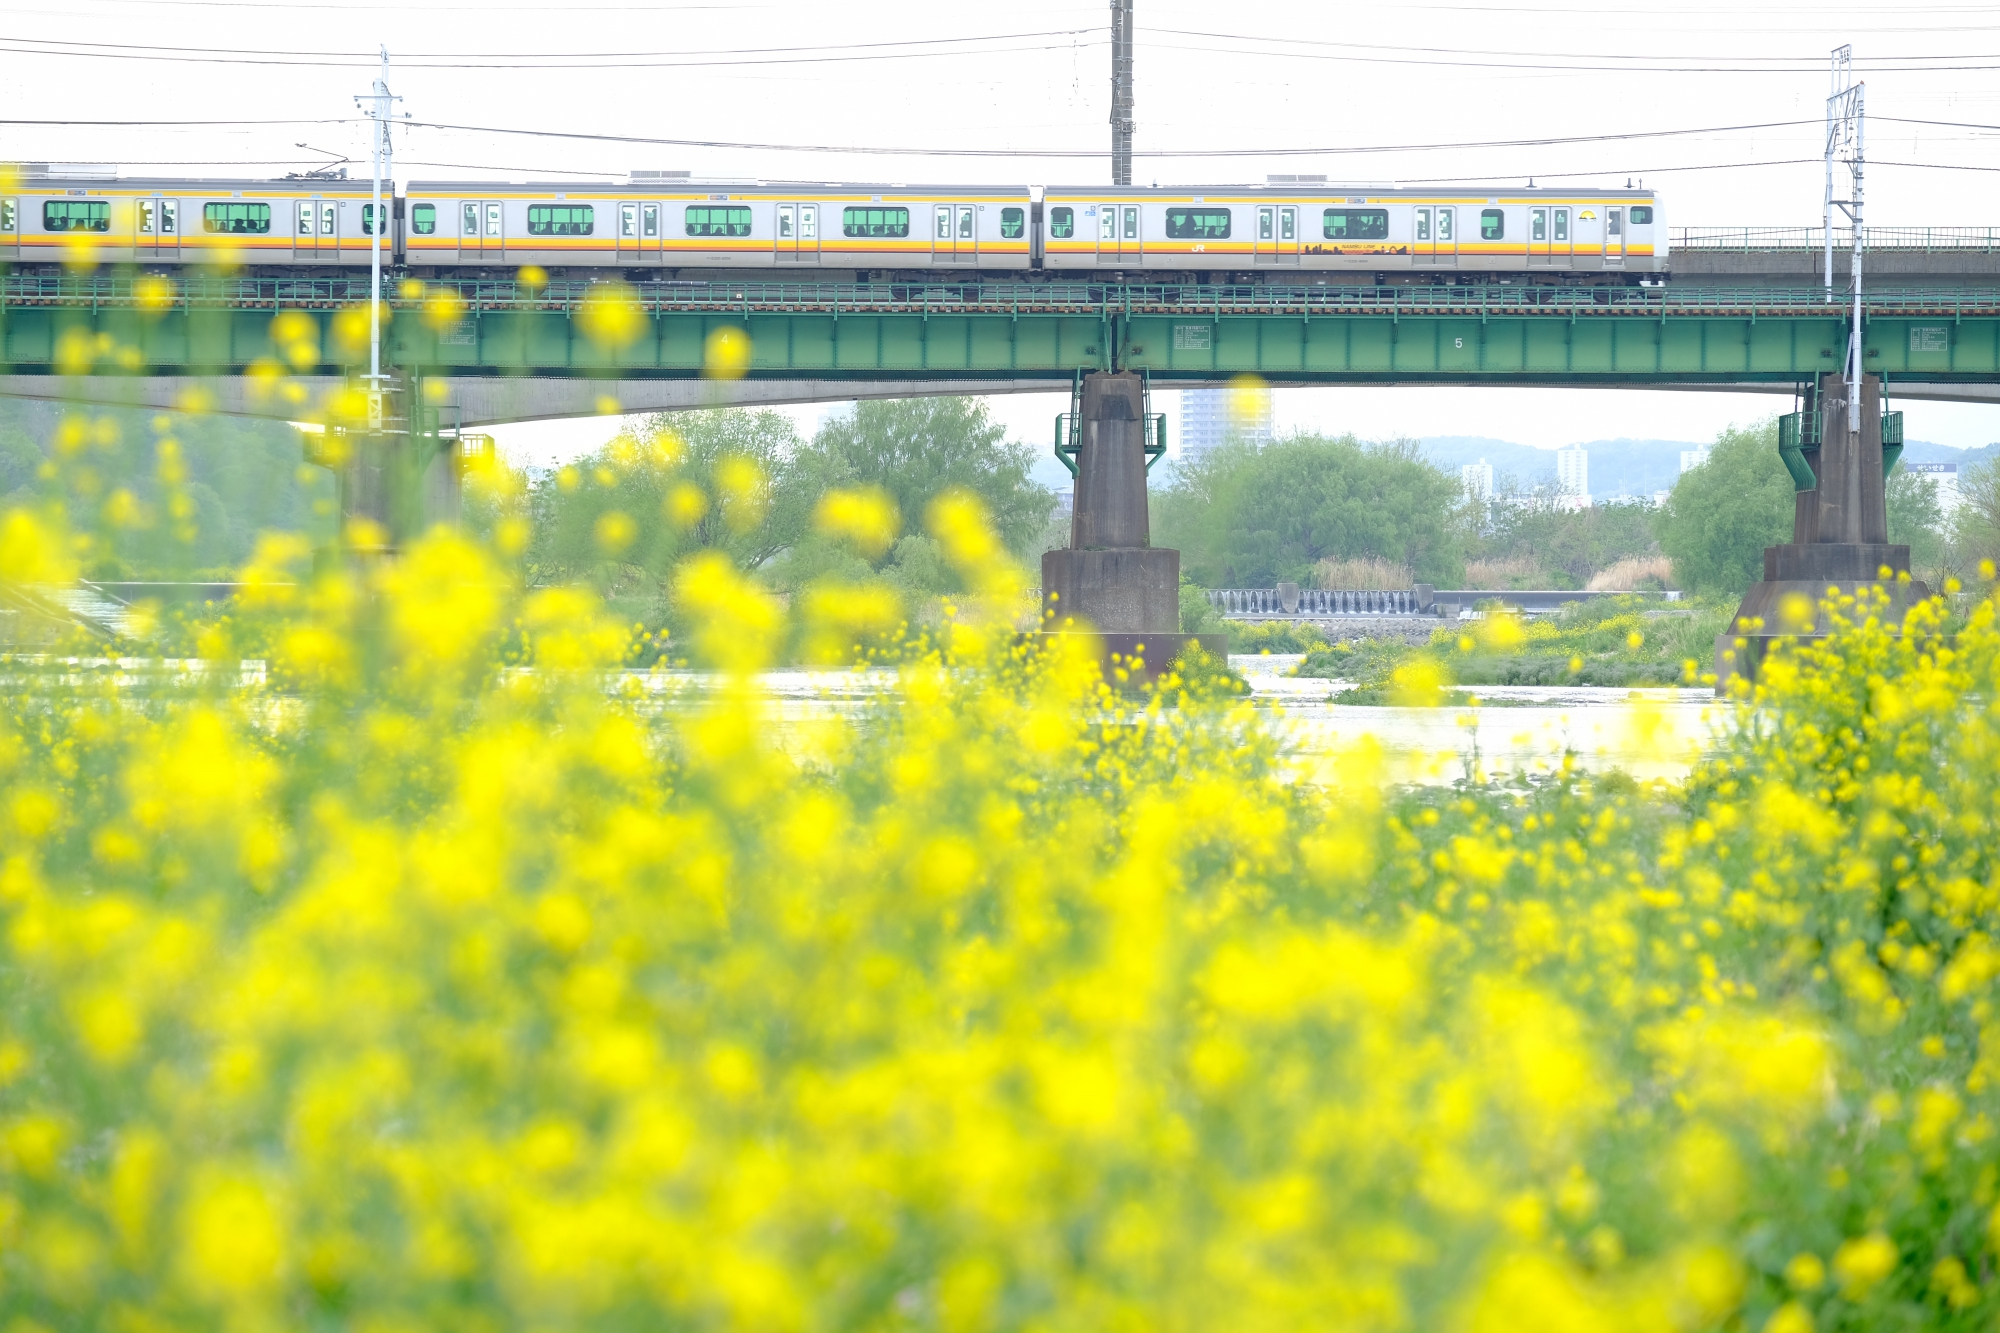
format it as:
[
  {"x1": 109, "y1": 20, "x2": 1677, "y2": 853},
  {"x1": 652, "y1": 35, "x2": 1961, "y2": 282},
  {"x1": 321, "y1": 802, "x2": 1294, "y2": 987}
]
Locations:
[{"x1": 8, "y1": 273, "x2": 2000, "y2": 426}]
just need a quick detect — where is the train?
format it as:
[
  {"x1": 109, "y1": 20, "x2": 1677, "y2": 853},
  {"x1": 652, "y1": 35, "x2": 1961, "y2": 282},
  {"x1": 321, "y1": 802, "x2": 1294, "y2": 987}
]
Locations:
[{"x1": 0, "y1": 165, "x2": 1666, "y2": 280}]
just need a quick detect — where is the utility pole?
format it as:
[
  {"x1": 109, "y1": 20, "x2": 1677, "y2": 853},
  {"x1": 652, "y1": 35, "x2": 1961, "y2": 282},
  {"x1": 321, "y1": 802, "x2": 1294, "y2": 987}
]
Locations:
[
  {"x1": 1825, "y1": 44, "x2": 1865, "y2": 411},
  {"x1": 1110, "y1": 0, "x2": 1134, "y2": 185},
  {"x1": 356, "y1": 47, "x2": 399, "y2": 430}
]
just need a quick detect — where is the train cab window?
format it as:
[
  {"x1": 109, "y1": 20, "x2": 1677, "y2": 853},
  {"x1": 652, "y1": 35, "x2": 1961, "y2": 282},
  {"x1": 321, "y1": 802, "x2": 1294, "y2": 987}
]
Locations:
[
  {"x1": 201, "y1": 202, "x2": 270, "y2": 234},
  {"x1": 999, "y1": 206, "x2": 1024, "y2": 239},
  {"x1": 1164, "y1": 207, "x2": 1230, "y2": 239},
  {"x1": 1479, "y1": 208, "x2": 1504, "y2": 241},
  {"x1": 685, "y1": 206, "x2": 751, "y2": 237},
  {"x1": 1322, "y1": 208, "x2": 1387, "y2": 240},
  {"x1": 411, "y1": 204, "x2": 436, "y2": 235},
  {"x1": 0, "y1": 200, "x2": 14, "y2": 232},
  {"x1": 1630, "y1": 206, "x2": 1653, "y2": 225},
  {"x1": 45, "y1": 200, "x2": 111, "y2": 233},
  {"x1": 527, "y1": 205, "x2": 594, "y2": 236},
  {"x1": 1048, "y1": 206, "x2": 1073, "y2": 239},
  {"x1": 841, "y1": 206, "x2": 910, "y2": 238}
]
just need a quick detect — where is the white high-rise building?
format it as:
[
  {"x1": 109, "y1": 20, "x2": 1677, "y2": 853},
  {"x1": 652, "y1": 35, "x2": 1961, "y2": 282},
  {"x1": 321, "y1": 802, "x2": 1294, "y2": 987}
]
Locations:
[
  {"x1": 1178, "y1": 387, "x2": 1274, "y2": 460},
  {"x1": 1461, "y1": 458, "x2": 1495, "y2": 500},
  {"x1": 1679, "y1": 447, "x2": 1712, "y2": 473},
  {"x1": 1908, "y1": 462, "x2": 1962, "y2": 513},
  {"x1": 1556, "y1": 446, "x2": 1590, "y2": 506}
]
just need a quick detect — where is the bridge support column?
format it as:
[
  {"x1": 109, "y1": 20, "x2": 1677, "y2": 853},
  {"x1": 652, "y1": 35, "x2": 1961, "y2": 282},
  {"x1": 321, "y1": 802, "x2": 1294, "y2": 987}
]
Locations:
[
  {"x1": 1039, "y1": 372, "x2": 1224, "y2": 684},
  {"x1": 1718, "y1": 372, "x2": 1931, "y2": 687},
  {"x1": 310, "y1": 371, "x2": 464, "y2": 557}
]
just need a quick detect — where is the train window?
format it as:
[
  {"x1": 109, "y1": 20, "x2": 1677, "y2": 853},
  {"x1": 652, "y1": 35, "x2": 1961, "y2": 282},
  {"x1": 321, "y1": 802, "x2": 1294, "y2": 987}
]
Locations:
[
  {"x1": 1000, "y1": 206, "x2": 1024, "y2": 239},
  {"x1": 45, "y1": 200, "x2": 111, "y2": 233},
  {"x1": 0, "y1": 200, "x2": 14, "y2": 232},
  {"x1": 1630, "y1": 206, "x2": 1653, "y2": 225},
  {"x1": 411, "y1": 204, "x2": 437, "y2": 235},
  {"x1": 463, "y1": 203, "x2": 478, "y2": 235},
  {"x1": 1322, "y1": 208, "x2": 1387, "y2": 240},
  {"x1": 842, "y1": 206, "x2": 910, "y2": 238},
  {"x1": 686, "y1": 205, "x2": 752, "y2": 238},
  {"x1": 527, "y1": 205, "x2": 594, "y2": 236},
  {"x1": 296, "y1": 202, "x2": 312, "y2": 235},
  {"x1": 363, "y1": 204, "x2": 383, "y2": 236},
  {"x1": 1479, "y1": 209, "x2": 1504, "y2": 241},
  {"x1": 201, "y1": 202, "x2": 270, "y2": 235},
  {"x1": 161, "y1": 200, "x2": 176, "y2": 234},
  {"x1": 642, "y1": 203, "x2": 659, "y2": 238},
  {"x1": 1165, "y1": 207, "x2": 1230, "y2": 240},
  {"x1": 1048, "y1": 206, "x2": 1073, "y2": 239}
]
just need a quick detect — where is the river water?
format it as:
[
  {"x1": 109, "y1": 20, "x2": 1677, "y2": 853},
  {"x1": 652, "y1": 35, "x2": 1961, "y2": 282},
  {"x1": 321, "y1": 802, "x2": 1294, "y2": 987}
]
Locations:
[{"x1": 651, "y1": 653, "x2": 1726, "y2": 788}]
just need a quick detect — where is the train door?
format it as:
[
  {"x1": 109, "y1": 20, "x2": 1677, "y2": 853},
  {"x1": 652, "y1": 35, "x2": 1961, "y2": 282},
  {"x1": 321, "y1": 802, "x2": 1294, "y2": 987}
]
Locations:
[
  {"x1": 460, "y1": 200, "x2": 503, "y2": 259},
  {"x1": 293, "y1": 198, "x2": 338, "y2": 260},
  {"x1": 1528, "y1": 207, "x2": 1570, "y2": 267},
  {"x1": 137, "y1": 195, "x2": 179, "y2": 259},
  {"x1": 1602, "y1": 207, "x2": 1625, "y2": 268},
  {"x1": 776, "y1": 203, "x2": 820, "y2": 263},
  {"x1": 1095, "y1": 203, "x2": 1139, "y2": 264},
  {"x1": 1424, "y1": 205, "x2": 1456, "y2": 264},
  {"x1": 1254, "y1": 205, "x2": 1298, "y2": 264},
  {"x1": 931, "y1": 203, "x2": 974, "y2": 262},
  {"x1": 1414, "y1": 206, "x2": 1456, "y2": 266},
  {"x1": 618, "y1": 202, "x2": 640, "y2": 262}
]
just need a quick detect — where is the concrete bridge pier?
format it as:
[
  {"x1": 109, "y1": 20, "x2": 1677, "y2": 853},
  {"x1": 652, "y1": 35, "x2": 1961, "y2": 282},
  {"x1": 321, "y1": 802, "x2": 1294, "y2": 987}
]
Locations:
[
  {"x1": 1039, "y1": 372, "x2": 1225, "y2": 683},
  {"x1": 1719, "y1": 371, "x2": 1932, "y2": 685},
  {"x1": 305, "y1": 371, "x2": 464, "y2": 557}
]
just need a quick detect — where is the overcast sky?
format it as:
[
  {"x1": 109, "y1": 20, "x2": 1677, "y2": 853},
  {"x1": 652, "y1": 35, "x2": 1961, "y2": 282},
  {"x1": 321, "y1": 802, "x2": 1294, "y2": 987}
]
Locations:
[{"x1": 6, "y1": 0, "x2": 1999, "y2": 459}]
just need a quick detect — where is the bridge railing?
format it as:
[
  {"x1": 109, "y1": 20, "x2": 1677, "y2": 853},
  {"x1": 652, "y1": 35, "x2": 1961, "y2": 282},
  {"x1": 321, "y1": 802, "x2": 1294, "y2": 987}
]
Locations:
[
  {"x1": 9, "y1": 274, "x2": 2000, "y2": 318},
  {"x1": 1676, "y1": 226, "x2": 2000, "y2": 253},
  {"x1": 1207, "y1": 588, "x2": 1425, "y2": 617}
]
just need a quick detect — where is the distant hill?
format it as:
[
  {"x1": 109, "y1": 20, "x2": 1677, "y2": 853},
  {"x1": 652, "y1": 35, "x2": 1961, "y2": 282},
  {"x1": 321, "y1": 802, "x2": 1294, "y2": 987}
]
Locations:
[
  {"x1": 1421, "y1": 434, "x2": 2000, "y2": 500},
  {"x1": 1904, "y1": 439, "x2": 2000, "y2": 471},
  {"x1": 1417, "y1": 436, "x2": 1708, "y2": 500}
]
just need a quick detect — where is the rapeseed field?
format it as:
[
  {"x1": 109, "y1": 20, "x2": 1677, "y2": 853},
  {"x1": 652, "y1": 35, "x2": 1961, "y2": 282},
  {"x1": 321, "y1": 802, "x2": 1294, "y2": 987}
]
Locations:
[{"x1": 0, "y1": 478, "x2": 1995, "y2": 1331}]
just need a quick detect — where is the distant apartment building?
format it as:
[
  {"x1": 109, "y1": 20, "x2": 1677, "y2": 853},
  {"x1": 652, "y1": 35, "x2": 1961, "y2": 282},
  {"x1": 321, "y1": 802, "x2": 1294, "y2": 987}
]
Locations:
[
  {"x1": 1679, "y1": 447, "x2": 1712, "y2": 473},
  {"x1": 1907, "y1": 461, "x2": 1962, "y2": 513},
  {"x1": 1556, "y1": 446, "x2": 1590, "y2": 507},
  {"x1": 1178, "y1": 387, "x2": 1274, "y2": 460},
  {"x1": 1461, "y1": 458, "x2": 1495, "y2": 501}
]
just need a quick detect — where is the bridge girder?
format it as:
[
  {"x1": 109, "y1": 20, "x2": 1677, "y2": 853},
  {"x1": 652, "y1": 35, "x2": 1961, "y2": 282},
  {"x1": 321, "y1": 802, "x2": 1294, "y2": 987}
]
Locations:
[{"x1": 6, "y1": 279, "x2": 2000, "y2": 426}]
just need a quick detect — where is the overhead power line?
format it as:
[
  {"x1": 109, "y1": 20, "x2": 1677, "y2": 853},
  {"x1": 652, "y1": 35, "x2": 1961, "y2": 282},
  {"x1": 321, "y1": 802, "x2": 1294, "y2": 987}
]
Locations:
[
  {"x1": 395, "y1": 115, "x2": 1828, "y2": 159},
  {"x1": 1151, "y1": 26, "x2": 2000, "y2": 65},
  {"x1": 0, "y1": 29, "x2": 1102, "y2": 69}
]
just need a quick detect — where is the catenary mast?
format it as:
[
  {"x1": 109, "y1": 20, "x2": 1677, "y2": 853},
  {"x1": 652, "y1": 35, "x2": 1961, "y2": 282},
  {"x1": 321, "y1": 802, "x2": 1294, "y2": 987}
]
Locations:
[{"x1": 1110, "y1": 0, "x2": 1134, "y2": 185}]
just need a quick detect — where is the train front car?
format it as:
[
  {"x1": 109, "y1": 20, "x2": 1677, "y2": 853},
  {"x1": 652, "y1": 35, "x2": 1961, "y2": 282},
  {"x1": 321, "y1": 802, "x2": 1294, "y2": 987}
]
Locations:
[
  {"x1": 1037, "y1": 183, "x2": 1665, "y2": 281},
  {"x1": 402, "y1": 178, "x2": 1034, "y2": 279},
  {"x1": 0, "y1": 168, "x2": 381, "y2": 272}
]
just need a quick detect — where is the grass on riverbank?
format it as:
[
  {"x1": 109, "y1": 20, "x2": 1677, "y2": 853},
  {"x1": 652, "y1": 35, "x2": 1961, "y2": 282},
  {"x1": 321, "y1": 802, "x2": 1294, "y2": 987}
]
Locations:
[{"x1": 1295, "y1": 595, "x2": 1734, "y2": 697}]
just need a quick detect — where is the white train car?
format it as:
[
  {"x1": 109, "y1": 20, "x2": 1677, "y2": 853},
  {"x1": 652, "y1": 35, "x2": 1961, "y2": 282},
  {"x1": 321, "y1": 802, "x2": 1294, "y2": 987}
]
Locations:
[
  {"x1": 1038, "y1": 184, "x2": 1665, "y2": 275},
  {"x1": 0, "y1": 169, "x2": 382, "y2": 266},
  {"x1": 401, "y1": 180, "x2": 1035, "y2": 272},
  {"x1": 0, "y1": 165, "x2": 1667, "y2": 280}
]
